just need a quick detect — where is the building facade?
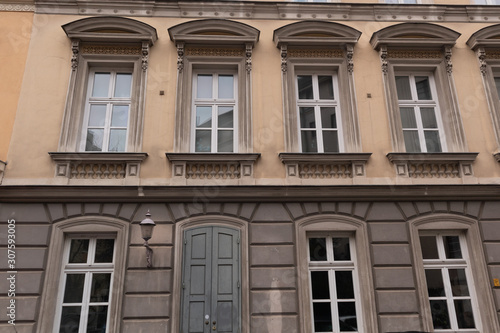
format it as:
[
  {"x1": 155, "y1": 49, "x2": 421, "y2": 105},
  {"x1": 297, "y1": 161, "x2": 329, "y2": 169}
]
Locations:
[{"x1": 2, "y1": 0, "x2": 500, "y2": 332}]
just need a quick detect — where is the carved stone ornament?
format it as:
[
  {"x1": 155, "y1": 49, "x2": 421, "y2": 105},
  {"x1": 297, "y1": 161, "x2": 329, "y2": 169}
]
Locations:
[
  {"x1": 142, "y1": 42, "x2": 149, "y2": 71},
  {"x1": 71, "y1": 40, "x2": 80, "y2": 70},
  {"x1": 477, "y1": 47, "x2": 487, "y2": 76},
  {"x1": 380, "y1": 46, "x2": 388, "y2": 74},
  {"x1": 485, "y1": 49, "x2": 500, "y2": 59},
  {"x1": 80, "y1": 44, "x2": 142, "y2": 55},
  {"x1": 246, "y1": 43, "x2": 253, "y2": 73},
  {"x1": 445, "y1": 46, "x2": 453, "y2": 75},
  {"x1": 287, "y1": 48, "x2": 344, "y2": 59},
  {"x1": 177, "y1": 42, "x2": 184, "y2": 73},
  {"x1": 346, "y1": 44, "x2": 354, "y2": 74},
  {"x1": 281, "y1": 44, "x2": 288, "y2": 73},
  {"x1": 185, "y1": 47, "x2": 244, "y2": 57},
  {"x1": 387, "y1": 50, "x2": 442, "y2": 59}
]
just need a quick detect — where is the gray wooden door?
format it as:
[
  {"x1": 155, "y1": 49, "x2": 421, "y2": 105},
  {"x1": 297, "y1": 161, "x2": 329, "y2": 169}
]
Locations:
[{"x1": 181, "y1": 226, "x2": 240, "y2": 333}]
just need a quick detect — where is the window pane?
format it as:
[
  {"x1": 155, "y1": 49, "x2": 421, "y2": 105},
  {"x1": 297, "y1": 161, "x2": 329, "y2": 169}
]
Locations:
[
  {"x1": 87, "y1": 306, "x2": 108, "y2": 333},
  {"x1": 195, "y1": 130, "x2": 211, "y2": 152},
  {"x1": 313, "y1": 302, "x2": 333, "y2": 332},
  {"x1": 403, "y1": 130, "x2": 421, "y2": 153},
  {"x1": 318, "y1": 76, "x2": 334, "y2": 100},
  {"x1": 424, "y1": 130, "x2": 442, "y2": 153},
  {"x1": 69, "y1": 239, "x2": 89, "y2": 263},
  {"x1": 449, "y1": 269, "x2": 469, "y2": 297},
  {"x1": 114, "y1": 73, "x2": 132, "y2": 97},
  {"x1": 59, "y1": 306, "x2": 81, "y2": 333},
  {"x1": 395, "y1": 76, "x2": 412, "y2": 100},
  {"x1": 196, "y1": 106, "x2": 212, "y2": 128},
  {"x1": 88, "y1": 105, "x2": 107, "y2": 127},
  {"x1": 108, "y1": 129, "x2": 126, "y2": 152},
  {"x1": 298, "y1": 75, "x2": 313, "y2": 100},
  {"x1": 420, "y1": 236, "x2": 439, "y2": 259},
  {"x1": 338, "y1": 302, "x2": 357, "y2": 332},
  {"x1": 415, "y1": 76, "x2": 432, "y2": 100},
  {"x1": 420, "y1": 107, "x2": 438, "y2": 128},
  {"x1": 335, "y1": 271, "x2": 354, "y2": 299},
  {"x1": 444, "y1": 236, "x2": 462, "y2": 259},
  {"x1": 301, "y1": 131, "x2": 318, "y2": 153},
  {"x1": 85, "y1": 129, "x2": 104, "y2": 152},
  {"x1": 111, "y1": 105, "x2": 129, "y2": 127},
  {"x1": 320, "y1": 107, "x2": 337, "y2": 129},
  {"x1": 92, "y1": 73, "x2": 110, "y2": 97},
  {"x1": 430, "y1": 300, "x2": 451, "y2": 329},
  {"x1": 309, "y1": 238, "x2": 327, "y2": 261},
  {"x1": 454, "y1": 299, "x2": 475, "y2": 329},
  {"x1": 63, "y1": 274, "x2": 85, "y2": 303},
  {"x1": 300, "y1": 107, "x2": 316, "y2": 128},
  {"x1": 400, "y1": 107, "x2": 417, "y2": 128},
  {"x1": 218, "y1": 75, "x2": 234, "y2": 99},
  {"x1": 311, "y1": 271, "x2": 330, "y2": 299},
  {"x1": 218, "y1": 106, "x2": 233, "y2": 128},
  {"x1": 197, "y1": 74, "x2": 213, "y2": 98},
  {"x1": 425, "y1": 269, "x2": 445, "y2": 297},
  {"x1": 333, "y1": 238, "x2": 351, "y2": 261},
  {"x1": 95, "y1": 239, "x2": 114, "y2": 263},
  {"x1": 217, "y1": 130, "x2": 233, "y2": 153},
  {"x1": 90, "y1": 273, "x2": 111, "y2": 302},
  {"x1": 322, "y1": 131, "x2": 339, "y2": 153}
]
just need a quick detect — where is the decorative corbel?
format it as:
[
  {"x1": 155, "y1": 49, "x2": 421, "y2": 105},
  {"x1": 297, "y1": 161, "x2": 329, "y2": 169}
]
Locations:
[
  {"x1": 379, "y1": 45, "x2": 388, "y2": 74},
  {"x1": 445, "y1": 46, "x2": 453, "y2": 75},
  {"x1": 141, "y1": 42, "x2": 149, "y2": 71},
  {"x1": 177, "y1": 42, "x2": 185, "y2": 73},
  {"x1": 71, "y1": 40, "x2": 80, "y2": 70},
  {"x1": 346, "y1": 44, "x2": 354, "y2": 74},
  {"x1": 280, "y1": 44, "x2": 288, "y2": 73},
  {"x1": 246, "y1": 43, "x2": 253, "y2": 73},
  {"x1": 477, "y1": 47, "x2": 487, "y2": 76}
]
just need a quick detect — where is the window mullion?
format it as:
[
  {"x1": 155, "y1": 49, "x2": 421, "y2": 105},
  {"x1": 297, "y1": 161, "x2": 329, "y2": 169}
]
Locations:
[
  {"x1": 330, "y1": 269, "x2": 340, "y2": 333},
  {"x1": 213, "y1": 103, "x2": 218, "y2": 152},
  {"x1": 414, "y1": 106, "x2": 427, "y2": 153}
]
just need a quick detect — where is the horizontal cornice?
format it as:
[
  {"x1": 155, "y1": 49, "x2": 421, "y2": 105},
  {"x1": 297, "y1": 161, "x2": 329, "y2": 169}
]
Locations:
[
  {"x1": 1, "y1": 184, "x2": 499, "y2": 202},
  {"x1": 33, "y1": 1, "x2": 500, "y2": 23}
]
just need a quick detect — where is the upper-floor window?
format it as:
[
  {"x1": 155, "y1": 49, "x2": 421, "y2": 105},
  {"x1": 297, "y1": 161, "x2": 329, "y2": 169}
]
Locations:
[
  {"x1": 297, "y1": 73, "x2": 342, "y2": 153},
  {"x1": 83, "y1": 70, "x2": 132, "y2": 152},
  {"x1": 395, "y1": 73, "x2": 445, "y2": 153},
  {"x1": 192, "y1": 71, "x2": 237, "y2": 153},
  {"x1": 474, "y1": 0, "x2": 500, "y2": 4}
]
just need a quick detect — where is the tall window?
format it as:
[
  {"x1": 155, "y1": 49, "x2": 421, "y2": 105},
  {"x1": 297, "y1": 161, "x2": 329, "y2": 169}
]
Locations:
[
  {"x1": 420, "y1": 233, "x2": 479, "y2": 331},
  {"x1": 82, "y1": 70, "x2": 132, "y2": 152},
  {"x1": 192, "y1": 71, "x2": 237, "y2": 153},
  {"x1": 56, "y1": 236, "x2": 115, "y2": 333},
  {"x1": 308, "y1": 235, "x2": 362, "y2": 333},
  {"x1": 297, "y1": 74, "x2": 342, "y2": 153},
  {"x1": 395, "y1": 73, "x2": 445, "y2": 153}
]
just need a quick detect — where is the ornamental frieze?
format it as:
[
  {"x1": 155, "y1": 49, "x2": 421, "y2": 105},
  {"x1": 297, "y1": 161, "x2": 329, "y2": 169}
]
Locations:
[
  {"x1": 387, "y1": 50, "x2": 442, "y2": 59},
  {"x1": 80, "y1": 44, "x2": 142, "y2": 55},
  {"x1": 288, "y1": 48, "x2": 344, "y2": 58},
  {"x1": 185, "y1": 47, "x2": 244, "y2": 57}
]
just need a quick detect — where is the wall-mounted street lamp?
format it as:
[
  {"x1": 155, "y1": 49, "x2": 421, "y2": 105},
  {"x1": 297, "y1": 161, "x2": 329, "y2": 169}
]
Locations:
[{"x1": 139, "y1": 210, "x2": 156, "y2": 268}]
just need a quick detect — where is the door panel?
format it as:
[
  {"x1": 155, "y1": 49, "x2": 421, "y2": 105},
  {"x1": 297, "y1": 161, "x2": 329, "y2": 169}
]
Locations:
[{"x1": 181, "y1": 226, "x2": 240, "y2": 333}]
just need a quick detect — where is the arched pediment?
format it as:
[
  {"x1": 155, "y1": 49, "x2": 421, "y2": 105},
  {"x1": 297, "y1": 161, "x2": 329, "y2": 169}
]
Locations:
[
  {"x1": 62, "y1": 16, "x2": 157, "y2": 45},
  {"x1": 168, "y1": 19, "x2": 260, "y2": 46},
  {"x1": 467, "y1": 24, "x2": 500, "y2": 50},
  {"x1": 273, "y1": 21, "x2": 361, "y2": 47},
  {"x1": 370, "y1": 23, "x2": 460, "y2": 49}
]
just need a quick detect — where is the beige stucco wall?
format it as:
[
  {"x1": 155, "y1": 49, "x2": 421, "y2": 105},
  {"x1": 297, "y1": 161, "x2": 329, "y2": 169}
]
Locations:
[
  {"x1": 4, "y1": 8, "x2": 500, "y2": 183},
  {"x1": 0, "y1": 10, "x2": 33, "y2": 162}
]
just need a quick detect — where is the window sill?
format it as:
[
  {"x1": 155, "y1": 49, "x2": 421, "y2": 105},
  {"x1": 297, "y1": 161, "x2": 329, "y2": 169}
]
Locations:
[
  {"x1": 279, "y1": 153, "x2": 371, "y2": 183},
  {"x1": 49, "y1": 152, "x2": 148, "y2": 180},
  {"x1": 386, "y1": 152, "x2": 478, "y2": 179},
  {"x1": 166, "y1": 153, "x2": 260, "y2": 185}
]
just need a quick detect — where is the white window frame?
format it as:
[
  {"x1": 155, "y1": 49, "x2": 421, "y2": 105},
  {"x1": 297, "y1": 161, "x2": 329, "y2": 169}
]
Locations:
[
  {"x1": 395, "y1": 72, "x2": 447, "y2": 153},
  {"x1": 55, "y1": 235, "x2": 116, "y2": 333},
  {"x1": 419, "y1": 232, "x2": 480, "y2": 332},
  {"x1": 80, "y1": 69, "x2": 133, "y2": 152},
  {"x1": 191, "y1": 70, "x2": 238, "y2": 153},
  {"x1": 296, "y1": 72, "x2": 344, "y2": 153},
  {"x1": 307, "y1": 233, "x2": 362, "y2": 333}
]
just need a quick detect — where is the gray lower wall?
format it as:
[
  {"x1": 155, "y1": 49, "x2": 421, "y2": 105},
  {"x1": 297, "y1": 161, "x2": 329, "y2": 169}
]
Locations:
[{"x1": 1, "y1": 200, "x2": 499, "y2": 332}]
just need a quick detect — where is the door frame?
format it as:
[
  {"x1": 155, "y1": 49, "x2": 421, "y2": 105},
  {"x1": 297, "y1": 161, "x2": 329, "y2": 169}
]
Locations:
[{"x1": 171, "y1": 216, "x2": 249, "y2": 333}]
